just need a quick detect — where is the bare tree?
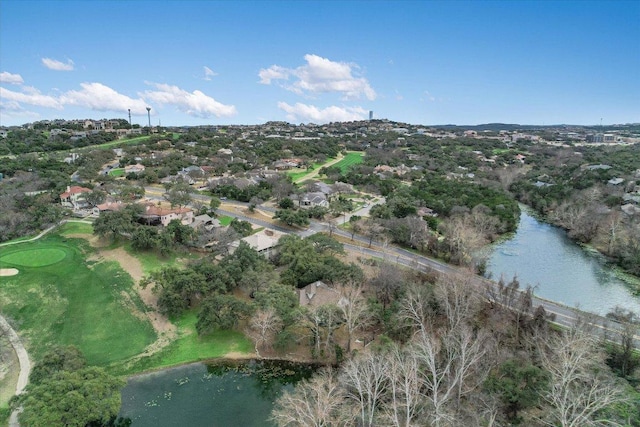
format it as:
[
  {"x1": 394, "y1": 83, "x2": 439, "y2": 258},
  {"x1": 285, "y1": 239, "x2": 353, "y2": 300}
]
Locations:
[
  {"x1": 246, "y1": 309, "x2": 282, "y2": 354},
  {"x1": 405, "y1": 215, "x2": 430, "y2": 251},
  {"x1": 371, "y1": 262, "x2": 405, "y2": 310},
  {"x1": 412, "y1": 331, "x2": 459, "y2": 427},
  {"x1": 304, "y1": 304, "x2": 342, "y2": 359},
  {"x1": 495, "y1": 165, "x2": 523, "y2": 192},
  {"x1": 338, "y1": 282, "x2": 372, "y2": 353},
  {"x1": 537, "y1": 328, "x2": 630, "y2": 427},
  {"x1": 271, "y1": 369, "x2": 348, "y2": 427},
  {"x1": 439, "y1": 215, "x2": 484, "y2": 267},
  {"x1": 435, "y1": 274, "x2": 481, "y2": 331},
  {"x1": 341, "y1": 351, "x2": 388, "y2": 427},
  {"x1": 383, "y1": 344, "x2": 425, "y2": 427}
]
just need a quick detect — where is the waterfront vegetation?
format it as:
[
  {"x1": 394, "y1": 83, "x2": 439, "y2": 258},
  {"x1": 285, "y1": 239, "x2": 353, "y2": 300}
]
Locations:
[{"x1": 118, "y1": 311, "x2": 252, "y2": 376}]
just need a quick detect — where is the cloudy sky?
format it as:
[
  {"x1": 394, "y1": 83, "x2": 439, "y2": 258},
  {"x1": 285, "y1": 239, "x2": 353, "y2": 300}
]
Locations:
[{"x1": 1, "y1": 1, "x2": 638, "y2": 126}]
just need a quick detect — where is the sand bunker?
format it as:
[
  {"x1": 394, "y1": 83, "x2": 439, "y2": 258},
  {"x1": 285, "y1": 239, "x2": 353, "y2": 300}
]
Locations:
[{"x1": 0, "y1": 269, "x2": 19, "y2": 277}]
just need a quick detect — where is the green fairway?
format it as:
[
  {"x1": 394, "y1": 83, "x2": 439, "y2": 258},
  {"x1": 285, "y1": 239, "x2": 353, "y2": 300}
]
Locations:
[
  {"x1": 332, "y1": 152, "x2": 364, "y2": 173},
  {"x1": 0, "y1": 236, "x2": 156, "y2": 366},
  {"x1": 0, "y1": 248, "x2": 66, "y2": 267},
  {"x1": 120, "y1": 311, "x2": 252, "y2": 374},
  {"x1": 108, "y1": 168, "x2": 125, "y2": 177},
  {"x1": 287, "y1": 157, "x2": 338, "y2": 182}
]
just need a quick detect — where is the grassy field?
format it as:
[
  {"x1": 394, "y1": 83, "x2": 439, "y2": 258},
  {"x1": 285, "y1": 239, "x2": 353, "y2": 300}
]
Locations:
[
  {"x1": 286, "y1": 157, "x2": 338, "y2": 181},
  {"x1": 332, "y1": 152, "x2": 364, "y2": 173},
  {"x1": 118, "y1": 311, "x2": 252, "y2": 375},
  {"x1": 0, "y1": 232, "x2": 156, "y2": 366},
  {"x1": 108, "y1": 168, "x2": 125, "y2": 177},
  {"x1": 0, "y1": 220, "x2": 252, "y2": 383}
]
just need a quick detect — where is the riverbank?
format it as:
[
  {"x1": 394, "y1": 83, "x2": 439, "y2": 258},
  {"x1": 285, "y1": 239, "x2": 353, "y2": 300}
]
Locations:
[{"x1": 486, "y1": 208, "x2": 640, "y2": 316}]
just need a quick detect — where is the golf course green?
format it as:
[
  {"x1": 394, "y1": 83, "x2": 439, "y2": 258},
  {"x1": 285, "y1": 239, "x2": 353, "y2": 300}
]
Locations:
[
  {"x1": 0, "y1": 247, "x2": 66, "y2": 267},
  {"x1": 0, "y1": 232, "x2": 156, "y2": 367}
]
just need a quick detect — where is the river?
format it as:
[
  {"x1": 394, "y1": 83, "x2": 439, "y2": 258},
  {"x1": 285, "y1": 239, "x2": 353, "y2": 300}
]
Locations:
[
  {"x1": 118, "y1": 360, "x2": 317, "y2": 427},
  {"x1": 486, "y1": 208, "x2": 640, "y2": 316}
]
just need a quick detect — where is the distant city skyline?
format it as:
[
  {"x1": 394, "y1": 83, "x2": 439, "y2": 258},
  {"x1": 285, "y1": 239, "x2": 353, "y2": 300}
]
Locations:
[{"x1": 1, "y1": 1, "x2": 638, "y2": 127}]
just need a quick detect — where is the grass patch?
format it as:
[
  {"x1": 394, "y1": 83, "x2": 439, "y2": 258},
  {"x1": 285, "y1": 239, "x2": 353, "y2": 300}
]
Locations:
[
  {"x1": 287, "y1": 156, "x2": 340, "y2": 182},
  {"x1": 332, "y1": 152, "x2": 364, "y2": 173},
  {"x1": 58, "y1": 221, "x2": 94, "y2": 236},
  {"x1": 123, "y1": 242, "x2": 189, "y2": 276},
  {"x1": 108, "y1": 168, "x2": 125, "y2": 177},
  {"x1": 287, "y1": 170, "x2": 309, "y2": 181},
  {"x1": 218, "y1": 215, "x2": 233, "y2": 226},
  {"x1": 0, "y1": 235, "x2": 156, "y2": 366},
  {"x1": 119, "y1": 311, "x2": 252, "y2": 375}
]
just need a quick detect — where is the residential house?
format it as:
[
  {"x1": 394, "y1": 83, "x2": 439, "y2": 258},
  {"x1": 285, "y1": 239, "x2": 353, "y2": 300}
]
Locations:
[
  {"x1": 298, "y1": 280, "x2": 347, "y2": 308},
  {"x1": 189, "y1": 214, "x2": 221, "y2": 231},
  {"x1": 92, "y1": 201, "x2": 124, "y2": 216},
  {"x1": 60, "y1": 186, "x2": 92, "y2": 209},
  {"x1": 229, "y1": 229, "x2": 284, "y2": 258},
  {"x1": 139, "y1": 204, "x2": 194, "y2": 227},
  {"x1": 125, "y1": 164, "x2": 146, "y2": 174},
  {"x1": 297, "y1": 192, "x2": 329, "y2": 209}
]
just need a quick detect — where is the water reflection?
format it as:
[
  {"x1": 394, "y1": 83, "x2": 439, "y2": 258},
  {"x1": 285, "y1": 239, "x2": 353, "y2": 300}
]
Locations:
[
  {"x1": 119, "y1": 360, "x2": 317, "y2": 427},
  {"x1": 487, "y1": 209, "x2": 640, "y2": 316}
]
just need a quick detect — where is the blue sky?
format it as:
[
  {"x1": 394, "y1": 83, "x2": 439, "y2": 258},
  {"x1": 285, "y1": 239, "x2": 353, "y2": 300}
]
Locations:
[{"x1": 1, "y1": 1, "x2": 638, "y2": 126}]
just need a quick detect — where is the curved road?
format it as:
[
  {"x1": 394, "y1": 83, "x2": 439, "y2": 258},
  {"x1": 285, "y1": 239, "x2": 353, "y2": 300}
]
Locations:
[{"x1": 0, "y1": 316, "x2": 30, "y2": 427}]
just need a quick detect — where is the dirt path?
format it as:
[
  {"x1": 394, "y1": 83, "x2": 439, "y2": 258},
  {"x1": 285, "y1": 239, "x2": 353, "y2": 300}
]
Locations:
[
  {"x1": 0, "y1": 316, "x2": 30, "y2": 427},
  {"x1": 294, "y1": 152, "x2": 344, "y2": 184}
]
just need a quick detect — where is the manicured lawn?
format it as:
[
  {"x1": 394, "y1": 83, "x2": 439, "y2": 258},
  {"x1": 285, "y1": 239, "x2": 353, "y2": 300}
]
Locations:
[
  {"x1": 218, "y1": 215, "x2": 233, "y2": 226},
  {"x1": 109, "y1": 168, "x2": 125, "y2": 177},
  {"x1": 0, "y1": 248, "x2": 66, "y2": 267},
  {"x1": 332, "y1": 152, "x2": 364, "y2": 173},
  {"x1": 287, "y1": 169, "x2": 311, "y2": 182},
  {"x1": 119, "y1": 311, "x2": 252, "y2": 375},
  {"x1": 287, "y1": 157, "x2": 338, "y2": 182},
  {"x1": 0, "y1": 235, "x2": 156, "y2": 366}
]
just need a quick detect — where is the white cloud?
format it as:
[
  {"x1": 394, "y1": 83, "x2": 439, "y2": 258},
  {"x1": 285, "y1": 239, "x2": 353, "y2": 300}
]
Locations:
[
  {"x1": 0, "y1": 86, "x2": 63, "y2": 109},
  {"x1": 277, "y1": 102, "x2": 367, "y2": 123},
  {"x1": 259, "y1": 54, "x2": 376, "y2": 100},
  {"x1": 258, "y1": 65, "x2": 290, "y2": 84},
  {"x1": 60, "y1": 82, "x2": 148, "y2": 114},
  {"x1": 203, "y1": 66, "x2": 218, "y2": 81},
  {"x1": 142, "y1": 82, "x2": 237, "y2": 118},
  {"x1": 42, "y1": 57, "x2": 75, "y2": 71},
  {"x1": 0, "y1": 71, "x2": 24, "y2": 85}
]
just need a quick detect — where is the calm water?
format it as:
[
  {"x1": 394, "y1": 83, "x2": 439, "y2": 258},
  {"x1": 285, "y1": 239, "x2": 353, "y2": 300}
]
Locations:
[
  {"x1": 119, "y1": 360, "x2": 316, "y2": 427},
  {"x1": 487, "y1": 208, "x2": 640, "y2": 316}
]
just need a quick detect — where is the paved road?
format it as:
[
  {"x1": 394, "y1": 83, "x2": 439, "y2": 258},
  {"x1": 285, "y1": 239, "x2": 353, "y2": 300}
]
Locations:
[
  {"x1": 142, "y1": 187, "x2": 640, "y2": 349},
  {"x1": 0, "y1": 316, "x2": 31, "y2": 427}
]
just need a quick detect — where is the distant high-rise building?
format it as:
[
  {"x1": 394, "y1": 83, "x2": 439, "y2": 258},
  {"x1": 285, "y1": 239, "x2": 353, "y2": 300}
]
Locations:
[{"x1": 369, "y1": 111, "x2": 373, "y2": 121}]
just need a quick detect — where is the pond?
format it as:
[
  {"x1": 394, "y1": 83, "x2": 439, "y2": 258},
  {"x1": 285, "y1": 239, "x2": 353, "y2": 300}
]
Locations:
[
  {"x1": 119, "y1": 360, "x2": 317, "y2": 427},
  {"x1": 486, "y1": 208, "x2": 640, "y2": 316}
]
